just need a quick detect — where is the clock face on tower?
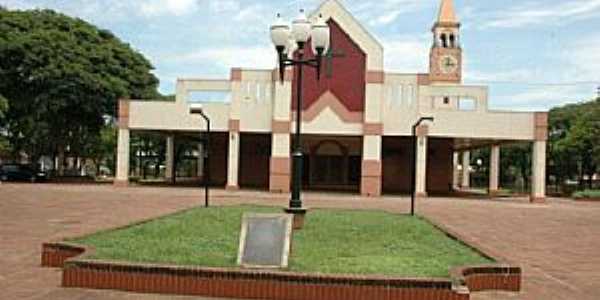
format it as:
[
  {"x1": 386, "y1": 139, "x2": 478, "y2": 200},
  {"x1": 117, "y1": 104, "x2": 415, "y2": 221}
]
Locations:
[{"x1": 439, "y1": 55, "x2": 458, "y2": 74}]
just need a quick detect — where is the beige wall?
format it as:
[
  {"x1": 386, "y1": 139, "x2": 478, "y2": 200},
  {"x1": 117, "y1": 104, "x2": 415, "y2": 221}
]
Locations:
[
  {"x1": 125, "y1": 0, "x2": 540, "y2": 143},
  {"x1": 128, "y1": 76, "x2": 538, "y2": 142}
]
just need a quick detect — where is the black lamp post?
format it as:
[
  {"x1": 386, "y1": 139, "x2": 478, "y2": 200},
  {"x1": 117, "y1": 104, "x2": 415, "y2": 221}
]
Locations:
[
  {"x1": 410, "y1": 117, "x2": 434, "y2": 216},
  {"x1": 271, "y1": 11, "x2": 330, "y2": 212},
  {"x1": 190, "y1": 104, "x2": 211, "y2": 208}
]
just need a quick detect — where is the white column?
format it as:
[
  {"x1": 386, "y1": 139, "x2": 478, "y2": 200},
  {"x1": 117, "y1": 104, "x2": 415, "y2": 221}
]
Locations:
[
  {"x1": 227, "y1": 132, "x2": 240, "y2": 189},
  {"x1": 361, "y1": 135, "x2": 382, "y2": 197},
  {"x1": 270, "y1": 133, "x2": 291, "y2": 193},
  {"x1": 415, "y1": 135, "x2": 428, "y2": 197},
  {"x1": 270, "y1": 69, "x2": 292, "y2": 193},
  {"x1": 531, "y1": 141, "x2": 547, "y2": 203},
  {"x1": 489, "y1": 145, "x2": 500, "y2": 194},
  {"x1": 165, "y1": 135, "x2": 175, "y2": 180},
  {"x1": 461, "y1": 151, "x2": 470, "y2": 188},
  {"x1": 197, "y1": 143, "x2": 204, "y2": 177},
  {"x1": 452, "y1": 152, "x2": 459, "y2": 190},
  {"x1": 115, "y1": 128, "x2": 130, "y2": 186}
]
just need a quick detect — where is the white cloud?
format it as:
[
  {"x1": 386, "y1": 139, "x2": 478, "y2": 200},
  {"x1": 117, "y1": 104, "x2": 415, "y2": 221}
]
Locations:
[
  {"x1": 209, "y1": 0, "x2": 240, "y2": 13},
  {"x1": 382, "y1": 34, "x2": 430, "y2": 72},
  {"x1": 465, "y1": 69, "x2": 539, "y2": 83},
  {"x1": 169, "y1": 45, "x2": 277, "y2": 70},
  {"x1": 369, "y1": 10, "x2": 403, "y2": 26},
  {"x1": 491, "y1": 85, "x2": 590, "y2": 111},
  {"x1": 563, "y1": 35, "x2": 600, "y2": 82},
  {"x1": 481, "y1": 0, "x2": 600, "y2": 29},
  {"x1": 140, "y1": 0, "x2": 199, "y2": 17},
  {"x1": 3, "y1": 0, "x2": 201, "y2": 20},
  {"x1": 353, "y1": 0, "x2": 433, "y2": 27}
]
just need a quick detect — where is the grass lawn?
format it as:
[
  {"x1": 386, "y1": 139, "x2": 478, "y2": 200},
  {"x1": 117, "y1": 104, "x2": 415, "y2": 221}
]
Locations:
[
  {"x1": 573, "y1": 190, "x2": 600, "y2": 200},
  {"x1": 71, "y1": 206, "x2": 493, "y2": 277}
]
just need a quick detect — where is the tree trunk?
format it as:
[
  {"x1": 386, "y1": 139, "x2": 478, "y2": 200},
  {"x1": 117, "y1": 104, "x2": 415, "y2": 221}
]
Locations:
[
  {"x1": 57, "y1": 145, "x2": 65, "y2": 177},
  {"x1": 94, "y1": 158, "x2": 101, "y2": 177},
  {"x1": 154, "y1": 160, "x2": 160, "y2": 178}
]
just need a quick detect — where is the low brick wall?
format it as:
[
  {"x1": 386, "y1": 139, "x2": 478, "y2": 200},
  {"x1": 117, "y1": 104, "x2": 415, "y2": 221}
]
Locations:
[
  {"x1": 62, "y1": 259, "x2": 468, "y2": 300},
  {"x1": 451, "y1": 265, "x2": 521, "y2": 292},
  {"x1": 41, "y1": 242, "x2": 86, "y2": 268},
  {"x1": 41, "y1": 242, "x2": 521, "y2": 300}
]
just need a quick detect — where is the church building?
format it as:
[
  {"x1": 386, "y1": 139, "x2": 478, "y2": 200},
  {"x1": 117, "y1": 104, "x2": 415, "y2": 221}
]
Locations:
[{"x1": 115, "y1": 0, "x2": 548, "y2": 202}]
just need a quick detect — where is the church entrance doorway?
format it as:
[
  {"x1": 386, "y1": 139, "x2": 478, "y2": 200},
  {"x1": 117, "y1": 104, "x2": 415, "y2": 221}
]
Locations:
[{"x1": 294, "y1": 135, "x2": 362, "y2": 193}]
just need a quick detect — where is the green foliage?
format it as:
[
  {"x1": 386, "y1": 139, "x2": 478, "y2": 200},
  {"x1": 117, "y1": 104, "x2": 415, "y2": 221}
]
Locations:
[
  {"x1": 83, "y1": 124, "x2": 117, "y2": 174},
  {"x1": 0, "y1": 93, "x2": 7, "y2": 118},
  {"x1": 573, "y1": 190, "x2": 600, "y2": 199},
  {"x1": 73, "y1": 206, "x2": 492, "y2": 277},
  {"x1": 0, "y1": 94, "x2": 8, "y2": 154},
  {"x1": 0, "y1": 9, "x2": 160, "y2": 161},
  {"x1": 548, "y1": 98, "x2": 600, "y2": 189}
]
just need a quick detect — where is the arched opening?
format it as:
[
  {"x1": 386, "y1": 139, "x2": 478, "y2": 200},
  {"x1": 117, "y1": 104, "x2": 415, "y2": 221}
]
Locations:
[
  {"x1": 309, "y1": 140, "x2": 349, "y2": 187},
  {"x1": 293, "y1": 135, "x2": 363, "y2": 193},
  {"x1": 440, "y1": 33, "x2": 448, "y2": 48},
  {"x1": 449, "y1": 34, "x2": 456, "y2": 48}
]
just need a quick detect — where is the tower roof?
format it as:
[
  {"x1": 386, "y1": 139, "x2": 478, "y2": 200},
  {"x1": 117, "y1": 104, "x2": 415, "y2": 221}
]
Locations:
[{"x1": 437, "y1": 0, "x2": 458, "y2": 24}]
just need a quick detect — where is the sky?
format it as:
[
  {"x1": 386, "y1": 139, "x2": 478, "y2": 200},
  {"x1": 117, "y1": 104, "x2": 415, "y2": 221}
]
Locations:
[{"x1": 2, "y1": 0, "x2": 600, "y2": 111}]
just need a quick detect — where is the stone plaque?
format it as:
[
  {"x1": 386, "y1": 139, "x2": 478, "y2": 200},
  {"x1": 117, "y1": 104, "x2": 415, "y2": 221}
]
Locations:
[{"x1": 237, "y1": 213, "x2": 293, "y2": 269}]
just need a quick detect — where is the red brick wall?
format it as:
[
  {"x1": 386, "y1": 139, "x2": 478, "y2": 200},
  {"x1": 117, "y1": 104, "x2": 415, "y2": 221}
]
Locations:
[
  {"x1": 239, "y1": 134, "x2": 271, "y2": 189},
  {"x1": 382, "y1": 137, "x2": 454, "y2": 194},
  {"x1": 426, "y1": 138, "x2": 454, "y2": 193},
  {"x1": 292, "y1": 20, "x2": 366, "y2": 112},
  {"x1": 208, "y1": 133, "x2": 228, "y2": 187},
  {"x1": 382, "y1": 137, "x2": 412, "y2": 193}
]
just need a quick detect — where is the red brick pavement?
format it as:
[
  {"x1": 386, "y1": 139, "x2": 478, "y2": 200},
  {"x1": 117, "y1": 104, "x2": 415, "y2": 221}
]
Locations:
[{"x1": 1, "y1": 183, "x2": 599, "y2": 299}]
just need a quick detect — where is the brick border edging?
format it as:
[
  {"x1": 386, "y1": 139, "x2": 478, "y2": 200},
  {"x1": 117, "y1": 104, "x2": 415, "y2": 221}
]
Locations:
[
  {"x1": 42, "y1": 242, "x2": 469, "y2": 300},
  {"x1": 424, "y1": 218, "x2": 522, "y2": 293},
  {"x1": 41, "y1": 242, "x2": 87, "y2": 268},
  {"x1": 450, "y1": 265, "x2": 521, "y2": 292},
  {"x1": 41, "y1": 240, "x2": 521, "y2": 299}
]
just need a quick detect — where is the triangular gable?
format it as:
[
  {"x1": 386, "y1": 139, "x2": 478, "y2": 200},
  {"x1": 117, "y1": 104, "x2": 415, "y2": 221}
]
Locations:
[
  {"x1": 302, "y1": 91, "x2": 363, "y2": 123},
  {"x1": 310, "y1": 0, "x2": 384, "y2": 71}
]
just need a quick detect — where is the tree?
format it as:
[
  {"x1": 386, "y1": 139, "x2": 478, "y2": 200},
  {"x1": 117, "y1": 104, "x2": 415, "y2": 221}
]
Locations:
[
  {"x1": 559, "y1": 103, "x2": 600, "y2": 188},
  {"x1": 0, "y1": 93, "x2": 7, "y2": 119},
  {"x1": 0, "y1": 9, "x2": 159, "y2": 170},
  {"x1": 0, "y1": 93, "x2": 8, "y2": 154},
  {"x1": 81, "y1": 123, "x2": 117, "y2": 176},
  {"x1": 548, "y1": 98, "x2": 600, "y2": 191},
  {"x1": 500, "y1": 144, "x2": 532, "y2": 191}
]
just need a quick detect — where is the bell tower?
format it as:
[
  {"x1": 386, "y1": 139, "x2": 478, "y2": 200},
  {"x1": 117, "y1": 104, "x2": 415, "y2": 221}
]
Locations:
[{"x1": 429, "y1": 0, "x2": 462, "y2": 83}]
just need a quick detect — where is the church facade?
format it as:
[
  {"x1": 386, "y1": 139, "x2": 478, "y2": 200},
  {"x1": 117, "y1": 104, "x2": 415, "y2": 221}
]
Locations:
[{"x1": 115, "y1": 0, "x2": 548, "y2": 202}]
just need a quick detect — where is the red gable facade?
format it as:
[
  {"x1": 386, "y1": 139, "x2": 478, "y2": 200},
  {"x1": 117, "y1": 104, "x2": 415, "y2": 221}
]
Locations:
[{"x1": 291, "y1": 20, "x2": 367, "y2": 113}]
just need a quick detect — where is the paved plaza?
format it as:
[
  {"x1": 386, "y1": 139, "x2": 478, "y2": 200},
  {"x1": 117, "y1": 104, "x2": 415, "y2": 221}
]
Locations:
[{"x1": 1, "y1": 183, "x2": 599, "y2": 299}]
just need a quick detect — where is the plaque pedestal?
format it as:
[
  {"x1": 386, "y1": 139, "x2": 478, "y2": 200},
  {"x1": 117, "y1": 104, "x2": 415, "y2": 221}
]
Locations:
[{"x1": 284, "y1": 208, "x2": 307, "y2": 230}]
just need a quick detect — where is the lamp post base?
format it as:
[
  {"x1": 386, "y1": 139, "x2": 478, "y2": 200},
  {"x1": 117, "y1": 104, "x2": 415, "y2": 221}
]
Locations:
[{"x1": 284, "y1": 208, "x2": 308, "y2": 230}]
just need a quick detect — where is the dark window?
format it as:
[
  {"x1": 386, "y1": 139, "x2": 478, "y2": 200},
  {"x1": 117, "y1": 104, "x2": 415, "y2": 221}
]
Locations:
[
  {"x1": 443, "y1": 97, "x2": 450, "y2": 104},
  {"x1": 440, "y1": 33, "x2": 448, "y2": 48},
  {"x1": 449, "y1": 34, "x2": 456, "y2": 48}
]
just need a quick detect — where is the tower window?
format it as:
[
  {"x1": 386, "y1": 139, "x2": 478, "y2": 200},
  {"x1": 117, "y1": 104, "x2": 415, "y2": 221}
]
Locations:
[
  {"x1": 449, "y1": 34, "x2": 456, "y2": 48},
  {"x1": 440, "y1": 33, "x2": 448, "y2": 48},
  {"x1": 443, "y1": 97, "x2": 450, "y2": 104}
]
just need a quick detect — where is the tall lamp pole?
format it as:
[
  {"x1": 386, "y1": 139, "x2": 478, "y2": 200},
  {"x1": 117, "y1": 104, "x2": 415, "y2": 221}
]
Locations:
[
  {"x1": 410, "y1": 117, "x2": 434, "y2": 216},
  {"x1": 270, "y1": 11, "x2": 330, "y2": 212},
  {"x1": 190, "y1": 104, "x2": 211, "y2": 208}
]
